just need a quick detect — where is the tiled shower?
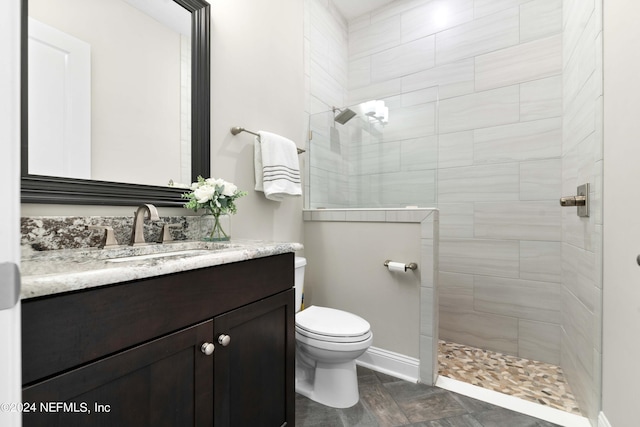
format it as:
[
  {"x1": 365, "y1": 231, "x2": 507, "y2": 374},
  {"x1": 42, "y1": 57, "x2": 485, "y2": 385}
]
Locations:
[{"x1": 304, "y1": 0, "x2": 602, "y2": 424}]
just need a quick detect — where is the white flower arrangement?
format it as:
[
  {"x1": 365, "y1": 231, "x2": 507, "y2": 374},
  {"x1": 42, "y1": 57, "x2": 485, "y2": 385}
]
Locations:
[{"x1": 179, "y1": 176, "x2": 247, "y2": 217}]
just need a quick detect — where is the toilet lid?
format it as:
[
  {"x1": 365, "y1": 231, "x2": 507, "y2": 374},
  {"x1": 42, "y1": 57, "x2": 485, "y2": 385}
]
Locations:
[{"x1": 295, "y1": 305, "x2": 370, "y2": 338}]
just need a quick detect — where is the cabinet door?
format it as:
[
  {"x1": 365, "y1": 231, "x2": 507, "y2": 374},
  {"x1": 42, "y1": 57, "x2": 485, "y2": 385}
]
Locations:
[
  {"x1": 214, "y1": 289, "x2": 295, "y2": 427},
  {"x1": 23, "y1": 320, "x2": 214, "y2": 427}
]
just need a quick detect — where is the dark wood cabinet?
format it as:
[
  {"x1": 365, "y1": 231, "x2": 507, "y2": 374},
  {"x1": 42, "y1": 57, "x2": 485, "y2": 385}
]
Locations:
[
  {"x1": 22, "y1": 253, "x2": 295, "y2": 427},
  {"x1": 214, "y1": 290, "x2": 294, "y2": 426}
]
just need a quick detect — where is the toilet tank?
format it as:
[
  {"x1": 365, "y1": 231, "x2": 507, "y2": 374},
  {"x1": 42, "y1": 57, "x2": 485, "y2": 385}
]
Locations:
[{"x1": 294, "y1": 257, "x2": 306, "y2": 312}]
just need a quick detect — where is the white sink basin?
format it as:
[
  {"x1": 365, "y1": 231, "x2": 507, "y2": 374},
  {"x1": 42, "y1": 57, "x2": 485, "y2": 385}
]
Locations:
[{"x1": 105, "y1": 249, "x2": 211, "y2": 263}]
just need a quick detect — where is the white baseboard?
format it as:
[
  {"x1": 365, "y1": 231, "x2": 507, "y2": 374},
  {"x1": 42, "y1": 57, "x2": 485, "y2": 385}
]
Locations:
[
  {"x1": 356, "y1": 346, "x2": 420, "y2": 383},
  {"x1": 598, "y1": 411, "x2": 612, "y2": 427}
]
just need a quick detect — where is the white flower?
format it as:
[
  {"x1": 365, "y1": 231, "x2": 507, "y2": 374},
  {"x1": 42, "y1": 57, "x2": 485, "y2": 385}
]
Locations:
[
  {"x1": 194, "y1": 184, "x2": 216, "y2": 203},
  {"x1": 221, "y1": 182, "x2": 237, "y2": 196}
]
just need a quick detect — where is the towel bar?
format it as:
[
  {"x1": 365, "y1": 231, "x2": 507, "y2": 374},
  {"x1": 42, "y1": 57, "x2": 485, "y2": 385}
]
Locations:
[{"x1": 230, "y1": 126, "x2": 305, "y2": 154}]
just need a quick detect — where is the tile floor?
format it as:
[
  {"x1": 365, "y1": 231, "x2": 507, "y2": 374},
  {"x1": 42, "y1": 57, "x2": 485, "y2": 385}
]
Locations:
[
  {"x1": 438, "y1": 341, "x2": 581, "y2": 416},
  {"x1": 295, "y1": 366, "x2": 561, "y2": 426}
]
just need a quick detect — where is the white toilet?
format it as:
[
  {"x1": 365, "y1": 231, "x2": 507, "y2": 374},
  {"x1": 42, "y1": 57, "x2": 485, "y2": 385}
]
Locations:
[{"x1": 293, "y1": 257, "x2": 373, "y2": 408}]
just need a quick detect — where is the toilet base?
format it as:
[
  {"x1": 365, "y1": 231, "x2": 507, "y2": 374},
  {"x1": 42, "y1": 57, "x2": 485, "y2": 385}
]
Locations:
[{"x1": 295, "y1": 358, "x2": 360, "y2": 409}]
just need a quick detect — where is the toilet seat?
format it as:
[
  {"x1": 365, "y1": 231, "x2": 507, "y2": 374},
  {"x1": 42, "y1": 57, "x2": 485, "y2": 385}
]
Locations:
[{"x1": 295, "y1": 305, "x2": 371, "y2": 343}]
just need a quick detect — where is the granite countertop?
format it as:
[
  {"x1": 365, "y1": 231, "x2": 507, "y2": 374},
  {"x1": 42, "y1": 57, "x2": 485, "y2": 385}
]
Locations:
[{"x1": 21, "y1": 239, "x2": 303, "y2": 300}]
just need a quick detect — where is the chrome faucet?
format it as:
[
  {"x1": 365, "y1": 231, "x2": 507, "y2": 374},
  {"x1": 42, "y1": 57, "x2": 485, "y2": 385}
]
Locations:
[{"x1": 130, "y1": 204, "x2": 160, "y2": 246}]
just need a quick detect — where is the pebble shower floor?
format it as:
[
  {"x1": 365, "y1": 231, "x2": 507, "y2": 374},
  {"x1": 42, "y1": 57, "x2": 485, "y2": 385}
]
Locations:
[{"x1": 438, "y1": 340, "x2": 582, "y2": 415}]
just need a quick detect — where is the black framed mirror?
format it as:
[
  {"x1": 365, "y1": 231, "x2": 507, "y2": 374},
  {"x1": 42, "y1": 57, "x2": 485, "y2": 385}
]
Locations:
[{"x1": 20, "y1": 0, "x2": 210, "y2": 206}]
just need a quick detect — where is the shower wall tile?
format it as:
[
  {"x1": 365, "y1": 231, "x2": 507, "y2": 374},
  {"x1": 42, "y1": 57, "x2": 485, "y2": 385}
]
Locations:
[
  {"x1": 401, "y1": 87, "x2": 438, "y2": 107},
  {"x1": 562, "y1": 243, "x2": 597, "y2": 313},
  {"x1": 348, "y1": 56, "x2": 371, "y2": 90},
  {"x1": 563, "y1": 74, "x2": 596, "y2": 155},
  {"x1": 473, "y1": 0, "x2": 531, "y2": 19},
  {"x1": 520, "y1": 76, "x2": 563, "y2": 122},
  {"x1": 438, "y1": 271, "x2": 474, "y2": 313},
  {"x1": 435, "y1": 8, "x2": 519, "y2": 65},
  {"x1": 349, "y1": 15, "x2": 401, "y2": 59},
  {"x1": 474, "y1": 35, "x2": 562, "y2": 92},
  {"x1": 371, "y1": 36, "x2": 435, "y2": 82},
  {"x1": 400, "y1": 136, "x2": 438, "y2": 171},
  {"x1": 401, "y1": 58, "x2": 474, "y2": 100},
  {"x1": 380, "y1": 170, "x2": 437, "y2": 207},
  {"x1": 309, "y1": 60, "x2": 347, "y2": 110},
  {"x1": 438, "y1": 85, "x2": 520, "y2": 134},
  {"x1": 474, "y1": 201, "x2": 561, "y2": 241},
  {"x1": 520, "y1": 240, "x2": 562, "y2": 283},
  {"x1": 352, "y1": 141, "x2": 401, "y2": 175},
  {"x1": 563, "y1": 11, "x2": 596, "y2": 105},
  {"x1": 400, "y1": 0, "x2": 474, "y2": 43},
  {"x1": 473, "y1": 276, "x2": 561, "y2": 323},
  {"x1": 520, "y1": 0, "x2": 563, "y2": 43},
  {"x1": 518, "y1": 320, "x2": 561, "y2": 365},
  {"x1": 437, "y1": 203, "x2": 474, "y2": 238},
  {"x1": 437, "y1": 131, "x2": 474, "y2": 169},
  {"x1": 520, "y1": 159, "x2": 562, "y2": 201},
  {"x1": 439, "y1": 310, "x2": 518, "y2": 355},
  {"x1": 438, "y1": 163, "x2": 519, "y2": 202},
  {"x1": 381, "y1": 102, "x2": 436, "y2": 142},
  {"x1": 439, "y1": 238, "x2": 519, "y2": 278},
  {"x1": 561, "y1": 287, "x2": 596, "y2": 384},
  {"x1": 473, "y1": 117, "x2": 562, "y2": 164},
  {"x1": 348, "y1": 78, "x2": 402, "y2": 105}
]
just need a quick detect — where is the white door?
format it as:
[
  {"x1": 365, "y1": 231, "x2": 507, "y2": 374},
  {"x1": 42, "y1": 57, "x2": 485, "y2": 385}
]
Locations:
[
  {"x1": 602, "y1": 0, "x2": 640, "y2": 425},
  {"x1": 0, "y1": 0, "x2": 23, "y2": 426},
  {"x1": 28, "y1": 17, "x2": 91, "y2": 179}
]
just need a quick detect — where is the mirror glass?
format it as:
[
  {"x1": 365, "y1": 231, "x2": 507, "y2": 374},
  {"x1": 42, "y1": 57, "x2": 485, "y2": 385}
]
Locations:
[
  {"x1": 27, "y1": 0, "x2": 191, "y2": 187},
  {"x1": 21, "y1": 0, "x2": 209, "y2": 206}
]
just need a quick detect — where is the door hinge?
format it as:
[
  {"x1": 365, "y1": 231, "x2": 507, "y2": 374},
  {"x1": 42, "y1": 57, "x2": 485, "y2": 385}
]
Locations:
[{"x1": 0, "y1": 263, "x2": 20, "y2": 310}]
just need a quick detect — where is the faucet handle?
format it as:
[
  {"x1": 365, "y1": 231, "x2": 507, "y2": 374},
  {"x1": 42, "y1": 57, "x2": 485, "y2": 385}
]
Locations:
[
  {"x1": 157, "y1": 223, "x2": 182, "y2": 243},
  {"x1": 87, "y1": 225, "x2": 119, "y2": 248}
]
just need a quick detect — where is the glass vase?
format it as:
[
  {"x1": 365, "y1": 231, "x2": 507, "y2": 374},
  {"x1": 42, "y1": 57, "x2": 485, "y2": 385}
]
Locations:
[{"x1": 200, "y1": 213, "x2": 230, "y2": 242}]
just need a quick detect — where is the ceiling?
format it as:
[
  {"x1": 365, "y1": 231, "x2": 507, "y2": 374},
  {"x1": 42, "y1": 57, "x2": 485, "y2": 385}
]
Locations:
[{"x1": 332, "y1": 0, "x2": 396, "y2": 21}]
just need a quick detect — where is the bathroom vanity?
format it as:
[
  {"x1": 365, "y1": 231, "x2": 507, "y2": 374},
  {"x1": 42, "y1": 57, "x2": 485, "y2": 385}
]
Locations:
[{"x1": 20, "y1": 241, "x2": 301, "y2": 427}]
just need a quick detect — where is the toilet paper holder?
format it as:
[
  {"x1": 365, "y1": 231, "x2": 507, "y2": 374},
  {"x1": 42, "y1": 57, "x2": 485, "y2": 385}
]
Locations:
[{"x1": 384, "y1": 260, "x2": 418, "y2": 271}]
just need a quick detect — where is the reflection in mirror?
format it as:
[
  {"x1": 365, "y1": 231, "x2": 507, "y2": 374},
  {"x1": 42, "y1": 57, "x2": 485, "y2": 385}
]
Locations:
[
  {"x1": 28, "y1": 0, "x2": 191, "y2": 186},
  {"x1": 21, "y1": 0, "x2": 210, "y2": 206}
]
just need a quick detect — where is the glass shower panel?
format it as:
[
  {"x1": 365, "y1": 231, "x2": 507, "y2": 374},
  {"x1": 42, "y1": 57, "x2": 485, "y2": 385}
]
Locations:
[{"x1": 307, "y1": 98, "x2": 438, "y2": 209}]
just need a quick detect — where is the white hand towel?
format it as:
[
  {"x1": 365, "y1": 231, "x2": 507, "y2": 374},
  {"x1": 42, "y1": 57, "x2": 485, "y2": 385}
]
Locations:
[{"x1": 254, "y1": 131, "x2": 302, "y2": 201}]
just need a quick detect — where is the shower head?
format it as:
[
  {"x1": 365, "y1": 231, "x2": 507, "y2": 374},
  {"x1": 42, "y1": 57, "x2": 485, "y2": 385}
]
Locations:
[{"x1": 333, "y1": 107, "x2": 357, "y2": 125}]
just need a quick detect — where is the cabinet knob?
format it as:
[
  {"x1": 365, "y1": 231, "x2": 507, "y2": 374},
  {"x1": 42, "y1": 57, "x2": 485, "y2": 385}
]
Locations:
[
  {"x1": 201, "y1": 342, "x2": 215, "y2": 356},
  {"x1": 218, "y1": 334, "x2": 231, "y2": 347}
]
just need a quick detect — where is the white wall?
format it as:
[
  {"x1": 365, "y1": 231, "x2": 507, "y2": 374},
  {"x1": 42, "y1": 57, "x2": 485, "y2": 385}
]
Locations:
[
  {"x1": 602, "y1": 1, "x2": 640, "y2": 426},
  {"x1": 209, "y1": 0, "x2": 305, "y2": 243}
]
